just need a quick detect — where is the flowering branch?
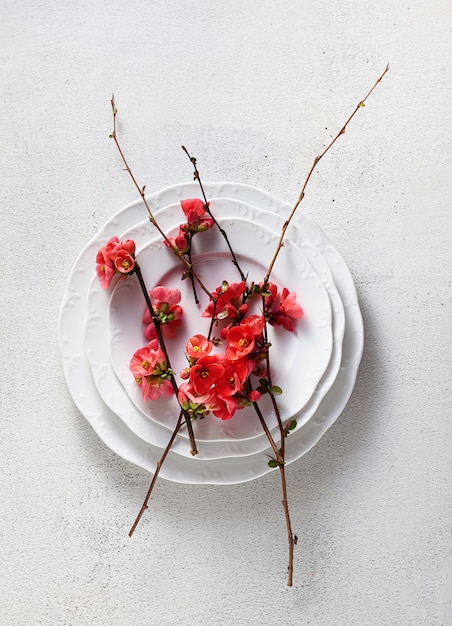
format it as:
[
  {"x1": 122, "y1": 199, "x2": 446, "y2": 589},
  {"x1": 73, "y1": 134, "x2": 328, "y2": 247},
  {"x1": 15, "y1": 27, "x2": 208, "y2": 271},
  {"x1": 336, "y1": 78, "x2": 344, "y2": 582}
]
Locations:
[
  {"x1": 110, "y1": 97, "x2": 213, "y2": 302},
  {"x1": 254, "y1": 66, "x2": 389, "y2": 584},
  {"x1": 264, "y1": 64, "x2": 389, "y2": 282},
  {"x1": 134, "y1": 265, "x2": 198, "y2": 455},
  {"x1": 181, "y1": 145, "x2": 247, "y2": 282}
]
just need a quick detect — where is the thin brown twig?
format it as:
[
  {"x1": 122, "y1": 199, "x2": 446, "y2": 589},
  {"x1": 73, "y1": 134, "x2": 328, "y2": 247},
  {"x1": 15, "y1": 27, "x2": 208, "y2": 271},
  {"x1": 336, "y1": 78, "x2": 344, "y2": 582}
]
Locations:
[
  {"x1": 260, "y1": 310, "x2": 296, "y2": 585},
  {"x1": 262, "y1": 314, "x2": 286, "y2": 448},
  {"x1": 279, "y1": 464, "x2": 295, "y2": 586},
  {"x1": 264, "y1": 64, "x2": 389, "y2": 282},
  {"x1": 251, "y1": 397, "x2": 283, "y2": 463},
  {"x1": 257, "y1": 66, "x2": 388, "y2": 584},
  {"x1": 186, "y1": 237, "x2": 199, "y2": 304},
  {"x1": 251, "y1": 388, "x2": 295, "y2": 586},
  {"x1": 129, "y1": 411, "x2": 184, "y2": 536},
  {"x1": 181, "y1": 145, "x2": 247, "y2": 282},
  {"x1": 110, "y1": 97, "x2": 212, "y2": 301}
]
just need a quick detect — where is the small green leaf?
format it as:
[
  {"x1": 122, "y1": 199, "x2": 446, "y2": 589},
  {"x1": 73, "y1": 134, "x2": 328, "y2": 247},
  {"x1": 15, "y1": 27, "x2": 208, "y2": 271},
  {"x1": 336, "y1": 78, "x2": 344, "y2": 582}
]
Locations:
[
  {"x1": 270, "y1": 385, "x2": 283, "y2": 395},
  {"x1": 267, "y1": 459, "x2": 278, "y2": 468},
  {"x1": 285, "y1": 419, "x2": 297, "y2": 436},
  {"x1": 359, "y1": 101, "x2": 366, "y2": 107}
]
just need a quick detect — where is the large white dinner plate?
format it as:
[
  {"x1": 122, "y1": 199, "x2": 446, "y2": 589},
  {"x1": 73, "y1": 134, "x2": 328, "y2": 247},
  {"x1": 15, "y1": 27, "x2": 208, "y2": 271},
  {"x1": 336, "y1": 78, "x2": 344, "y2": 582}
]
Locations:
[
  {"x1": 84, "y1": 198, "x2": 345, "y2": 459},
  {"x1": 108, "y1": 216, "x2": 332, "y2": 442},
  {"x1": 59, "y1": 182, "x2": 363, "y2": 484}
]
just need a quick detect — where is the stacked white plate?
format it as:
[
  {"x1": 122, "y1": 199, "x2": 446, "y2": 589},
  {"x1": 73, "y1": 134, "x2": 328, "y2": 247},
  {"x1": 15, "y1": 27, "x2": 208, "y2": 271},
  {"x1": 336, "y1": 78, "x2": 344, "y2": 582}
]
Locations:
[{"x1": 58, "y1": 182, "x2": 363, "y2": 484}]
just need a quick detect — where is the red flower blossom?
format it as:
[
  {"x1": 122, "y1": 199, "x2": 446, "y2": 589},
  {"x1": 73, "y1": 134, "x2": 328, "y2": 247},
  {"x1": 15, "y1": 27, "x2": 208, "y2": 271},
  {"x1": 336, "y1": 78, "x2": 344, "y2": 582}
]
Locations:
[
  {"x1": 178, "y1": 381, "x2": 213, "y2": 408},
  {"x1": 279, "y1": 288, "x2": 304, "y2": 319},
  {"x1": 260, "y1": 281, "x2": 278, "y2": 307},
  {"x1": 164, "y1": 228, "x2": 189, "y2": 254},
  {"x1": 95, "y1": 256, "x2": 116, "y2": 289},
  {"x1": 240, "y1": 314, "x2": 265, "y2": 338},
  {"x1": 114, "y1": 249, "x2": 135, "y2": 274},
  {"x1": 214, "y1": 359, "x2": 249, "y2": 397},
  {"x1": 180, "y1": 198, "x2": 214, "y2": 233},
  {"x1": 210, "y1": 394, "x2": 239, "y2": 420},
  {"x1": 96, "y1": 236, "x2": 136, "y2": 288},
  {"x1": 190, "y1": 354, "x2": 226, "y2": 395},
  {"x1": 185, "y1": 334, "x2": 213, "y2": 360},
  {"x1": 202, "y1": 281, "x2": 247, "y2": 320},
  {"x1": 225, "y1": 324, "x2": 255, "y2": 360},
  {"x1": 263, "y1": 283, "x2": 303, "y2": 331},
  {"x1": 248, "y1": 390, "x2": 261, "y2": 402}
]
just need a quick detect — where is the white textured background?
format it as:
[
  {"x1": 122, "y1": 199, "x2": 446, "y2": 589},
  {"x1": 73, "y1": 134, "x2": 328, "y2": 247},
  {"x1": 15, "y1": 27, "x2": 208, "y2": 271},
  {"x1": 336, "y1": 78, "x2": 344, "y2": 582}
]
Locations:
[{"x1": 1, "y1": 1, "x2": 451, "y2": 624}]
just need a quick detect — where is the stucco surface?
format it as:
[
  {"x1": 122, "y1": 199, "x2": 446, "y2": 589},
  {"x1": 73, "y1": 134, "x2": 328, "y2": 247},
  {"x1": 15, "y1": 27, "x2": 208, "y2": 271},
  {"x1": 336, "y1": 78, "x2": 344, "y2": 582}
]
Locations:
[{"x1": 1, "y1": 1, "x2": 451, "y2": 624}]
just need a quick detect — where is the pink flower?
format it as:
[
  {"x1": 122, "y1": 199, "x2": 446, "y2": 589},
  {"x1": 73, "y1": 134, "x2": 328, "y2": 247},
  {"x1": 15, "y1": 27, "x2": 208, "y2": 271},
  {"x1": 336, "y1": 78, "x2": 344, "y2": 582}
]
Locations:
[
  {"x1": 108, "y1": 238, "x2": 135, "y2": 260},
  {"x1": 98, "y1": 236, "x2": 120, "y2": 260},
  {"x1": 240, "y1": 314, "x2": 265, "y2": 337},
  {"x1": 114, "y1": 249, "x2": 135, "y2": 274},
  {"x1": 178, "y1": 381, "x2": 213, "y2": 408},
  {"x1": 181, "y1": 198, "x2": 206, "y2": 219},
  {"x1": 248, "y1": 390, "x2": 261, "y2": 402},
  {"x1": 143, "y1": 286, "x2": 183, "y2": 340},
  {"x1": 210, "y1": 394, "x2": 238, "y2": 420},
  {"x1": 150, "y1": 286, "x2": 181, "y2": 307},
  {"x1": 264, "y1": 284, "x2": 303, "y2": 332},
  {"x1": 214, "y1": 359, "x2": 249, "y2": 397},
  {"x1": 260, "y1": 281, "x2": 278, "y2": 308},
  {"x1": 180, "y1": 198, "x2": 214, "y2": 233},
  {"x1": 129, "y1": 340, "x2": 174, "y2": 402},
  {"x1": 96, "y1": 236, "x2": 136, "y2": 289},
  {"x1": 185, "y1": 334, "x2": 213, "y2": 360},
  {"x1": 279, "y1": 288, "x2": 304, "y2": 319},
  {"x1": 164, "y1": 228, "x2": 189, "y2": 253},
  {"x1": 96, "y1": 256, "x2": 116, "y2": 289}
]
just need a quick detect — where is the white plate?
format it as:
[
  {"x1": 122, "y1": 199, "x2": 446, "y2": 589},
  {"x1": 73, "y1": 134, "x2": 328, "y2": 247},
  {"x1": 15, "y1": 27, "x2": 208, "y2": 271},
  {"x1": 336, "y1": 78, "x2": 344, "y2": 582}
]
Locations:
[
  {"x1": 59, "y1": 182, "x2": 363, "y2": 484},
  {"x1": 108, "y1": 216, "x2": 332, "y2": 442},
  {"x1": 84, "y1": 198, "x2": 345, "y2": 459}
]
